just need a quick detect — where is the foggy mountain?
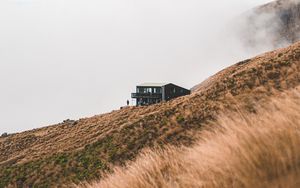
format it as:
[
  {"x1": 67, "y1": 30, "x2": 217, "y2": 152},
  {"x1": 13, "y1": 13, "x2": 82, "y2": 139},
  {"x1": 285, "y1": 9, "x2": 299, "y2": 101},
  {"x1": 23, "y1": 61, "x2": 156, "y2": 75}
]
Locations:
[
  {"x1": 237, "y1": 0, "x2": 300, "y2": 52},
  {"x1": 1, "y1": 0, "x2": 300, "y2": 187}
]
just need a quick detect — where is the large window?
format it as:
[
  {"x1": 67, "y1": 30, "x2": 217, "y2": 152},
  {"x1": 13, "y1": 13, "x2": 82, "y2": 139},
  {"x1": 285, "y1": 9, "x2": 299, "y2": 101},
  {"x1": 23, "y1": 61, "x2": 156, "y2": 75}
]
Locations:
[
  {"x1": 146, "y1": 88, "x2": 152, "y2": 93},
  {"x1": 155, "y1": 88, "x2": 162, "y2": 93},
  {"x1": 137, "y1": 87, "x2": 162, "y2": 94},
  {"x1": 137, "y1": 88, "x2": 147, "y2": 93}
]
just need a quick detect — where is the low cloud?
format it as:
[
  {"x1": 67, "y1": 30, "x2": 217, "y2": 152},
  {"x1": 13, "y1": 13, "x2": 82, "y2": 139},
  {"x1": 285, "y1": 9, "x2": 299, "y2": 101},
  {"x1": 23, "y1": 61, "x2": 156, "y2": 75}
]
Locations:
[
  {"x1": 233, "y1": 0, "x2": 300, "y2": 54},
  {"x1": 0, "y1": 0, "x2": 276, "y2": 133}
]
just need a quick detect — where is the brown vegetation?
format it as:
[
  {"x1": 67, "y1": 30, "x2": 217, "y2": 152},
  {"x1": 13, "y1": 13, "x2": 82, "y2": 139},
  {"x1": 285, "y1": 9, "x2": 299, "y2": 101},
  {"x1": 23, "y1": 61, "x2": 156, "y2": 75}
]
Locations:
[
  {"x1": 0, "y1": 40, "x2": 299, "y2": 187},
  {"x1": 87, "y1": 87, "x2": 300, "y2": 188}
]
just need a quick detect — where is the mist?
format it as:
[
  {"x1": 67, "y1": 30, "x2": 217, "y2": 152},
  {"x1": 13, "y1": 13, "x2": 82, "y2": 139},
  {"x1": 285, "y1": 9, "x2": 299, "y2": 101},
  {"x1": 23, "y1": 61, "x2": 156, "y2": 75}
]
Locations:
[
  {"x1": 234, "y1": 0, "x2": 300, "y2": 54},
  {"x1": 0, "y1": 0, "x2": 273, "y2": 134}
]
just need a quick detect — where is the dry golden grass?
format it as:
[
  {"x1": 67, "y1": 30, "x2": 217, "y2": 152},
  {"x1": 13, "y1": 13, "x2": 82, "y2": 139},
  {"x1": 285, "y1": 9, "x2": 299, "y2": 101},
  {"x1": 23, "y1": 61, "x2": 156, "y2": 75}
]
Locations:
[
  {"x1": 86, "y1": 87, "x2": 300, "y2": 188},
  {"x1": 0, "y1": 41, "x2": 299, "y2": 187}
]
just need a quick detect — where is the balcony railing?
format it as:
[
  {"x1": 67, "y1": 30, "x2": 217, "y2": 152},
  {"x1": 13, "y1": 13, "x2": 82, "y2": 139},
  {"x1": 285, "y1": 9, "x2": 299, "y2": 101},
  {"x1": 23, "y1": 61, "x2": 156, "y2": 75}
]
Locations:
[{"x1": 131, "y1": 93, "x2": 162, "y2": 99}]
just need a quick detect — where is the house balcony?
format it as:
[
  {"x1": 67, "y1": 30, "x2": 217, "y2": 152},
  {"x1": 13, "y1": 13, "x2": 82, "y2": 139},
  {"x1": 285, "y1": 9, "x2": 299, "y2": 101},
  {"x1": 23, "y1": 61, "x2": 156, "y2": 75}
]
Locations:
[{"x1": 131, "y1": 93, "x2": 162, "y2": 99}]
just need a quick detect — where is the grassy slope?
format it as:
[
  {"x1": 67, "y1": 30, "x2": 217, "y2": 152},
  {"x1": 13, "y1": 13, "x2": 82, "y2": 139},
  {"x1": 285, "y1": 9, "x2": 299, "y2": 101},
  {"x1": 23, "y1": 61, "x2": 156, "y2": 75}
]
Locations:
[
  {"x1": 0, "y1": 42, "x2": 300, "y2": 187},
  {"x1": 90, "y1": 87, "x2": 300, "y2": 188}
]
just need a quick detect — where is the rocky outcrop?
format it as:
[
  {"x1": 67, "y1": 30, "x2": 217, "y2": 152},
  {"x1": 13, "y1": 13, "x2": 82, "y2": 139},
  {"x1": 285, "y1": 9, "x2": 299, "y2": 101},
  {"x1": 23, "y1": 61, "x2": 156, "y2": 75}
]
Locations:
[{"x1": 238, "y1": 0, "x2": 300, "y2": 50}]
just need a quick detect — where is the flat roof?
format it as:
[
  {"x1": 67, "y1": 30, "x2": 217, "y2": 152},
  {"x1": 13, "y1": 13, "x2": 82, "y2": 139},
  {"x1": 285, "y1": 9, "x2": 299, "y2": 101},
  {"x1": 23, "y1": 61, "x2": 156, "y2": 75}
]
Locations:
[{"x1": 137, "y1": 83, "x2": 168, "y2": 87}]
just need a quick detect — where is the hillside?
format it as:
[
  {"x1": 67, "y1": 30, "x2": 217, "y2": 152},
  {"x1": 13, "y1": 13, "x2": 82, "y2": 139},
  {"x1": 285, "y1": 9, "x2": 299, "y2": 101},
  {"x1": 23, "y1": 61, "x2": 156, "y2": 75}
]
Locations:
[
  {"x1": 0, "y1": 37, "x2": 299, "y2": 187},
  {"x1": 237, "y1": 0, "x2": 300, "y2": 50},
  {"x1": 91, "y1": 87, "x2": 300, "y2": 188}
]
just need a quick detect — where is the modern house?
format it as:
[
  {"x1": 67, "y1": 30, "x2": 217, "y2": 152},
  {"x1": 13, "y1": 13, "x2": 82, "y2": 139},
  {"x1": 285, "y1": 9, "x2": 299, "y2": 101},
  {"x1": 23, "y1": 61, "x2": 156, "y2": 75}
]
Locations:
[{"x1": 131, "y1": 83, "x2": 191, "y2": 106}]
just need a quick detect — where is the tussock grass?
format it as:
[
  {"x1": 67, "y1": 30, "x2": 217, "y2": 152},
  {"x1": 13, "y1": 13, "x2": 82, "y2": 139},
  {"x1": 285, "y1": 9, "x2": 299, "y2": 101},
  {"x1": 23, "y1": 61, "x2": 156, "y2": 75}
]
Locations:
[
  {"x1": 1, "y1": 41, "x2": 299, "y2": 187},
  {"x1": 86, "y1": 88, "x2": 300, "y2": 188}
]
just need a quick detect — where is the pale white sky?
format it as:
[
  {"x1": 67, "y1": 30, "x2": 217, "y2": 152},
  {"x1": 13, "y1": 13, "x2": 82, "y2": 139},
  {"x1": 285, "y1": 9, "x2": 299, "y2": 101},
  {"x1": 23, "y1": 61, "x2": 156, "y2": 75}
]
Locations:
[{"x1": 0, "y1": 0, "x2": 273, "y2": 133}]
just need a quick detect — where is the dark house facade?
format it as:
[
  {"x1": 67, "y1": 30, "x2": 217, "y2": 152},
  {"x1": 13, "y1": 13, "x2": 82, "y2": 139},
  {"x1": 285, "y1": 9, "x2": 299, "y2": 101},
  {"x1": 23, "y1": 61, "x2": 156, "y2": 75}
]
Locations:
[{"x1": 131, "y1": 83, "x2": 191, "y2": 106}]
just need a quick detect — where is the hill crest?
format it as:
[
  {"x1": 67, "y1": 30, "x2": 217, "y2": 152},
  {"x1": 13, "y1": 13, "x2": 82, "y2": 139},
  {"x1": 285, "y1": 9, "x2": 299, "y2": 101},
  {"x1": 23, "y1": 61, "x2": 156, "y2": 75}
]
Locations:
[{"x1": 0, "y1": 40, "x2": 299, "y2": 187}]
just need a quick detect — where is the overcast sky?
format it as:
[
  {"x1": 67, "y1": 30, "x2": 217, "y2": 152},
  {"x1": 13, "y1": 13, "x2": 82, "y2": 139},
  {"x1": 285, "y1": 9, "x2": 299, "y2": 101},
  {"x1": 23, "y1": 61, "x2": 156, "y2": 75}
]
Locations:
[{"x1": 0, "y1": 0, "x2": 273, "y2": 134}]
